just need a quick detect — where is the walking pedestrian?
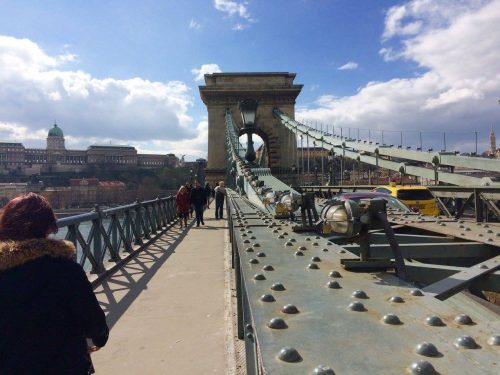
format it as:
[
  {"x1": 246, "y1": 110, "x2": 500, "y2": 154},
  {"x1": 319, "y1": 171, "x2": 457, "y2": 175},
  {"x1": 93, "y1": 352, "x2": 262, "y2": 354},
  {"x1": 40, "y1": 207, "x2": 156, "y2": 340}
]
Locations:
[
  {"x1": 190, "y1": 181, "x2": 207, "y2": 227},
  {"x1": 176, "y1": 185, "x2": 190, "y2": 229},
  {"x1": 204, "y1": 182, "x2": 212, "y2": 208},
  {"x1": 186, "y1": 183, "x2": 194, "y2": 218},
  {"x1": 0, "y1": 193, "x2": 109, "y2": 374},
  {"x1": 214, "y1": 181, "x2": 227, "y2": 220}
]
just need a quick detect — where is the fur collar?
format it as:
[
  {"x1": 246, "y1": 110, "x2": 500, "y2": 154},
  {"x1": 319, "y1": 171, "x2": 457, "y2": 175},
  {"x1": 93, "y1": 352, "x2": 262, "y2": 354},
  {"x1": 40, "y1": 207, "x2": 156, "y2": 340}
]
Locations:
[{"x1": 0, "y1": 238, "x2": 76, "y2": 272}]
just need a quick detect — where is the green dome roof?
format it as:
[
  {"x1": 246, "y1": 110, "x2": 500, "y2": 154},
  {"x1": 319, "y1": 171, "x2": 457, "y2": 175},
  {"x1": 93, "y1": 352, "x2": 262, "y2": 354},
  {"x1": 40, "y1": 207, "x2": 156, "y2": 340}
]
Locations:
[{"x1": 48, "y1": 123, "x2": 64, "y2": 137}]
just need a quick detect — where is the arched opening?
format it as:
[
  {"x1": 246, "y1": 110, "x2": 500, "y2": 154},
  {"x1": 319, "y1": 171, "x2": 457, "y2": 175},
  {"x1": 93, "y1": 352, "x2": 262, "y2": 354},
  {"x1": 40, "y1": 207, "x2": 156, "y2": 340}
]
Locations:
[{"x1": 238, "y1": 129, "x2": 270, "y2": 168}]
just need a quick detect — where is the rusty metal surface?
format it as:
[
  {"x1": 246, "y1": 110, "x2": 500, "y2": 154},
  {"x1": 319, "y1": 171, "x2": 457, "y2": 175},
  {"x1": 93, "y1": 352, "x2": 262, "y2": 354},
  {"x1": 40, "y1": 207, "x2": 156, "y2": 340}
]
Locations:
[{"x1": 229, "y1": 192, "x2": 499, "y2": 375}]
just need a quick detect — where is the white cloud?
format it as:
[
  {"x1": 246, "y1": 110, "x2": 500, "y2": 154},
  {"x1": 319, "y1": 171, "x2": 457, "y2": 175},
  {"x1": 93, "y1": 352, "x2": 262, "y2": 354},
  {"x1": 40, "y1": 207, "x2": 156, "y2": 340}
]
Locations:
[
  {"x1": 214, "y1": 0, "x2": 255, "y2": 30},
  {"x1": 338, "y1": 61, "x2": 359, "y2": 70},
  {"x1": 191, "y1": 63, "x2": 222, "y2": 82},
  {"x1": 214, "y1": 0, "x2": 250, "y2": 19},
  {"x1": 189, "y1": 19, "x2": 201, "y2": 29},
  {"x1": 298, "y1": 0, "x2": 500, "y2": 153},
  {"x1": 232, "y1": 23, "x2": 249, "y2": 31},
  {"x1": 0, "y1": 35, "x2": 196, "y2": 150}
]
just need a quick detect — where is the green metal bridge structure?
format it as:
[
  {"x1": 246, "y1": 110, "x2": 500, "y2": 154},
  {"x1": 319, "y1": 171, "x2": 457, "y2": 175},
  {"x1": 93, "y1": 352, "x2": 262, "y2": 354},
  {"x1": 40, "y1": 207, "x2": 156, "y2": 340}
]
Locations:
[{"x1": 59, "y1": 72, "x2": 499, "y2": 374}]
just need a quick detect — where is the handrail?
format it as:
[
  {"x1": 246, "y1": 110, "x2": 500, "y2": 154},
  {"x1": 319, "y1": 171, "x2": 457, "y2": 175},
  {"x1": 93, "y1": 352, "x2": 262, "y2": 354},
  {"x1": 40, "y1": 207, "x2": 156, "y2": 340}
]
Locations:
[{"x1": 56, "y1": 196, "x2": 177, "y2": 277}]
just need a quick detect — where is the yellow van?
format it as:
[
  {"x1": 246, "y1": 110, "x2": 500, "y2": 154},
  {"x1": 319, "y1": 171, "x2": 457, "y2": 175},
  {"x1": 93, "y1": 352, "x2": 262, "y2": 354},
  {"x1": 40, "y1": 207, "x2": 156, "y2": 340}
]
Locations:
[{"x1": 374, "y1": 184, "x2": 440, "y2": 216}]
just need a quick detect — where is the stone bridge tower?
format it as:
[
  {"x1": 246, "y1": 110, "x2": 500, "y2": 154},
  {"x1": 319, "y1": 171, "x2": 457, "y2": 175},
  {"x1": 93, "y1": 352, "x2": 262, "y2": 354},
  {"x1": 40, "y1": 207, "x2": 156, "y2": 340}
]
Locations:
[{"x1": 199, "y1": 72, "x2": 303, "y2": 183}]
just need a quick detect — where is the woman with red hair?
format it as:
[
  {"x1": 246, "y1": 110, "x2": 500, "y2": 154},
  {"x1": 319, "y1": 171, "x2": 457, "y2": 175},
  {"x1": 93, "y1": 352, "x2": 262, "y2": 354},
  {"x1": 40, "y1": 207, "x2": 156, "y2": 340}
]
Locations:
[{"x1": 0, "y1": 193, "x2": 109, "y2": 374}]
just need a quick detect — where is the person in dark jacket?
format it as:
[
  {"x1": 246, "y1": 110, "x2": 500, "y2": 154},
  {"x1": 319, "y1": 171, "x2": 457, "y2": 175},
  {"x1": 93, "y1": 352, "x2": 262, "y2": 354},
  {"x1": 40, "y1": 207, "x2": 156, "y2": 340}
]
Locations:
[
  {"x1": 190, "y1": 181, "x2": 207, "y2": 227},
  {"x1": 0, "y1": 193, "x2": 109, "y2": 375},
  {"x1": 204, "y1": 182, "x2": 212, "y2": 209},
  {"x1": 214, "y1": 181, "x2": 227, "y2": 220}
]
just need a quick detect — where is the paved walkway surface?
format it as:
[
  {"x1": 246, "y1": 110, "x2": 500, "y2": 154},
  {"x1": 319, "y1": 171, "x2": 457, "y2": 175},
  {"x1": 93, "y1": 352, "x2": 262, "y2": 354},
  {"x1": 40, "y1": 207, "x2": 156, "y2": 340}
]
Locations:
[{"x1": 92, "y1": 207, "x2": 229, "y2": 374}]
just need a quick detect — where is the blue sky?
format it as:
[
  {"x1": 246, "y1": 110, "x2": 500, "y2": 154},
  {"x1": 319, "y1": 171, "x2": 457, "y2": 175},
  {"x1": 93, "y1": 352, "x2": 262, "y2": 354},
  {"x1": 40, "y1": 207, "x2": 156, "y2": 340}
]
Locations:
[{"x1": 0, "y1": 0, "x2": 499, "y2": 159}]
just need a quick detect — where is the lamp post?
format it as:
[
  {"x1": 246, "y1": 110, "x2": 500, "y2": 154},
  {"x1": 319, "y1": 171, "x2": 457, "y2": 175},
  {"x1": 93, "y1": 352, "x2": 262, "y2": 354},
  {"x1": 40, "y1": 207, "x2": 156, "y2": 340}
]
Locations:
[
  {"x1": 239, "y1": 99, "x2": 258, "y2": 163},
  {"x1": 314, "y1": 164, "x2": 319, "y2": 186},
  {"x1": 291, "y1": 164, "x2": 297, "y2": 187},
  {"x1": 328, "y1": 149, "x2": 336, "y2": 185},
  {"x1": 189, "y1": 168, "x2": 193, "y2": 182}
]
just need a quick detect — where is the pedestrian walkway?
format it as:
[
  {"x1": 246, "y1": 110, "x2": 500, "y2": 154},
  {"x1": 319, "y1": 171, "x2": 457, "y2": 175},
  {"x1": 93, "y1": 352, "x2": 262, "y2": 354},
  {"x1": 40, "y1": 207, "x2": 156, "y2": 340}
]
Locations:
[{"x1": 92, "y1": 207, "x2": 230, "y2": 374}]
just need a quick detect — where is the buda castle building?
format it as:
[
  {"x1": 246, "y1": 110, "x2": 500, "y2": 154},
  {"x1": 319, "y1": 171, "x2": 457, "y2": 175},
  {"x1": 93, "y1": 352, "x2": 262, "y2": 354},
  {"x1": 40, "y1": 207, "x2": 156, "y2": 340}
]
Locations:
[{"x1": 0, "y1": 123, "x2": 179, "y2": 175}]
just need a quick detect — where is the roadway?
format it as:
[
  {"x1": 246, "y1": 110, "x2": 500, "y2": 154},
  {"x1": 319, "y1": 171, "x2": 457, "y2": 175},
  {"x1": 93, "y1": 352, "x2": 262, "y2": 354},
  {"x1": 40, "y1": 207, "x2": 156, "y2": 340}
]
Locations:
[{"x1": 91, "y1": 207, "x2": 236, "y2": 374}]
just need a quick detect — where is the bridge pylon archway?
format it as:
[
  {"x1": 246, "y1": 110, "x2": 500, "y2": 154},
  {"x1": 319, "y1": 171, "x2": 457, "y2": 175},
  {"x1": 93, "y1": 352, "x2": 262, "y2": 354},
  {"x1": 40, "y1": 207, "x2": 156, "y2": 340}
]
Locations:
[{"x1": 199, "y1": 72, "x2": 303, "y2": 184}]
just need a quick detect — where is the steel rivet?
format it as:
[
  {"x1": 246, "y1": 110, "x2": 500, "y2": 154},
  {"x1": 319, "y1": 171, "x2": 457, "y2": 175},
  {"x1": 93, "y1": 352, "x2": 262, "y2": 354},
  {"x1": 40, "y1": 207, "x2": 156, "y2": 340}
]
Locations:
[
  {"x1": 329, "y1": 271, "x2": 342, "y2": 278},
  {"x1": 282, "y1": 232, "x2": 288, "y2": 235},
  {"x1": 247, "y1": 230, "x2": 253, "y2": 233},
  {"x1": 262, "y1": 265, "x2": 275, "y2": 271},
  {"x1": 259, "y1": 294, "x2": 275, "y2": 302},
  {"x1": 253, "y1": 243, "x2": 261, "y2": 247},
  {"x1": 326, "y1": 281, "x2": 341, "y2": 289},
  {"x1": 478, "y1": 233, "x2": 483, "y2": 237},
  {"x1": 278, "y1": 235, "x2": 285, "y2": 239},
  {"x1": 305, "y1": 237, "x2": 311, "y2": 241},
  {"x1": 273, "y1": 229, "x2": 279, "y2": 233},
  {"x1": 352, "y1": 290, "x2": 368, "y2": 299},
  {"x1": 476, "y1": 222, "x2": 482, "y2": 226},
  {"x1": 389, "y1": 296, "x2": 404, "y2": 303},
  {"x1": 348, "y1": 301, "x2": 366, "y2": 312},
  {"x1": 408, "y1": 360, "x2": 437, "y2": 375},
  {"x1": 299, "y1": 246, "x2": 307, "y2": 251},
  {"x1": 459, "y1": 224, "x2": 465, "y2": 229},
  {"x1": 486, "y1": 229, "x2": 493, "y2": 234},
  {"x1": 425, "y1": 316, "x2": 445, "y2": 327},
  {"x1": 415, "y1": 342, "x2": 439, "y2": 357},
  {"x1": 278, "y1": 347, "x2": 301, "y2": 363},
  {"x1": 496, "y1": 232, "x2": 500, "y2": 237},
  {"x1": 487, "y1": 335, "x2": 500, "y2": 346},
  {"x1": 282, "y1": 304, "x2": 299, "y2": 314},
  {"x1": 312, "y1": 242, "x2": 319, "y2": 246},
  {"x1": 484, "y1": 224, "x2": 490, "y2": 228},
  {"x1": 312, "y1": 365, "x2": 335, "y2": 375},
  {"x1": 410, "y1": 289, "x2": 424, "y2": 296},
  {"x1": 465, "y1": 227, "x2": 471, "y2": 231},
  {"x1": 454, "y1": 314, "x2": 473, "y2": 325},
  {"x1": 243, "y1": 239, "x2": 250, "y2": 243},
  {"x1": 479, "y1": 264, "x2": 488, "y2": 269},
  {"x1": 256, "y1": 252, "x2": 266, "y2": 257},
  {"x1": 239, "y1": 228, "x2": 245, "y2": 232},
  {"x1": 246, "y1": 332, "x2": 253, "y2": 340},
  {"x1": 250, "y1": 236, "x2": 256, "y2": 240},
  {"x1": 268, "y1": 317, "x2": 287, "y2": 329},
  {"x1": 322, "y1": 248, "x2": 329, "y2": 252},
  {"x1": 285, "y1": 241, "x2": 293, "y2": 246},
  {"x1": 453, "y1": 335, "x2": 478, "y2": 349},
  {"x1": 271, "y1": 282, "x2": 285, "y2": 291},
  {"x1": 295, "y1": 251, "x2": 304, "y2": 256},
  {"x1": 245, "y1": 247, "x2": 254, "y2": 252},
  {"x1": 381, "y1": 313, "x2": 401, "y2": 325},
  {"x1": 253, "y1": 273, "x2": 266, "y2": 280},
  {"x1": 290, "y1": 238, "x2": 297, "y2": 242},
  {"x1": 311, "y1": 256, "x2": 321, "y2": 262},
  {"x1": 249, "y1": 258, "x2": 259, "y2": 264},
  {"x1": 241, "y1": 233, "x2": 248, "y2": 237},
  {"x1": 327, "y1": 242, "x2": 333, "y2": 245},
  {"x1": 339, "y1": 250, "x2": 346, "y2": 254},
  {"x1": 458, "y1": 220, "x2": 464, "y2": 223},
  {"x1": 488, "y1": 238, "x2": 494, "y2": 242},
  {"x1": 307, "y1": 263, "x2": 320, "y2": 270}
]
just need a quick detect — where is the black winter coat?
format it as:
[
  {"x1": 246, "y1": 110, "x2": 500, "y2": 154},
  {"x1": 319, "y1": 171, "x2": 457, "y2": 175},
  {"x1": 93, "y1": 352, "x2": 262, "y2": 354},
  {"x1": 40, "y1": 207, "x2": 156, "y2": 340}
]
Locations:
[
  {"x1": 0, "y1": 239, "x2": 109, "y2": 375},
  {"x1": 190, "y1": 186, "x2": 207, "y2": 207}
]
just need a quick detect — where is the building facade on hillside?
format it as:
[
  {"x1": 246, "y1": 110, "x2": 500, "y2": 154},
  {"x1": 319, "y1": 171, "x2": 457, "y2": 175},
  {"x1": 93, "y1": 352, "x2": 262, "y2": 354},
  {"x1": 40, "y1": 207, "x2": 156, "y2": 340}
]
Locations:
[{"x1": 0, "y1": 123, "x2": 180, "y2": 175}]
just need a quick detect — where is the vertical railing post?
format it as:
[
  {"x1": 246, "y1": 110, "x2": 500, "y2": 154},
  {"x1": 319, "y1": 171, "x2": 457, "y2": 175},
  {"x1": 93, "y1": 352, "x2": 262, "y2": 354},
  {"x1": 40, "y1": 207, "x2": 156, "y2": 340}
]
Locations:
[
  {"x1": 92, "y1": 205, "x2": 105, "y2": 273},
  {"x1": 111, "y1": 213, "x2": 118, "y2": 255},
  {"x1": 135, "y1": 200, "x2": 142, "y2": 245}
]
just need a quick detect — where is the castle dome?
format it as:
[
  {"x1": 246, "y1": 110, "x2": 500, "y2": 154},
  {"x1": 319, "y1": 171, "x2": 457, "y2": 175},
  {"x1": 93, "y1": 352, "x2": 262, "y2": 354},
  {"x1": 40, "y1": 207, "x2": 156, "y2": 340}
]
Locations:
[{"x1": 48, "y1": 123, "x2": 64, "y2": 137}]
